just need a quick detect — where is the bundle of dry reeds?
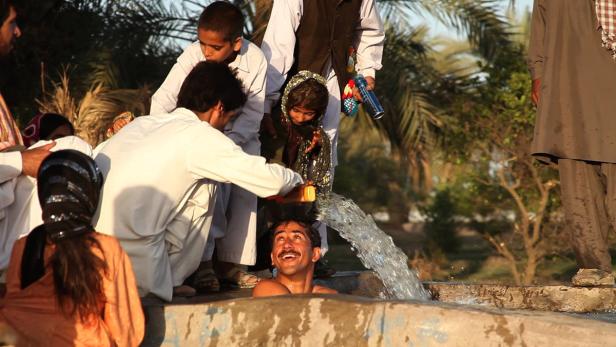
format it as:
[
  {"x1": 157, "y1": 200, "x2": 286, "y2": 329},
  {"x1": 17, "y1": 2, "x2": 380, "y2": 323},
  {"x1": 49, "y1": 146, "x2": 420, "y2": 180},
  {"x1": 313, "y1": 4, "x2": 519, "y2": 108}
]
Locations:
[{"x1": 37, "y1": 70, "x2": 150, "y2": 147}]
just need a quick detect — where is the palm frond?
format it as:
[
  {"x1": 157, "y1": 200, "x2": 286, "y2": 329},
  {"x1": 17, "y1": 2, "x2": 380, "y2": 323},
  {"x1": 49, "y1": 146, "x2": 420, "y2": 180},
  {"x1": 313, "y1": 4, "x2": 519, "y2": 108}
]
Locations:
[{"x1": 378, "y1": 0, "x2": 512, "y2": 60}]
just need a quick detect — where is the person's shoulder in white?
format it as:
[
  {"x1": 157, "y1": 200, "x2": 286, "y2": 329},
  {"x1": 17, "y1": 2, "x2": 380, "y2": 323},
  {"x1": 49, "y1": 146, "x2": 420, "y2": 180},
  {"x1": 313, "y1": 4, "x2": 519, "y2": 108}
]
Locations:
[
  {"x1": 243, "y1": 39, "x2": 266, "y2": 65},
  {"x1": 177, "y1": 41, "x2": 205, "y2": 67}
]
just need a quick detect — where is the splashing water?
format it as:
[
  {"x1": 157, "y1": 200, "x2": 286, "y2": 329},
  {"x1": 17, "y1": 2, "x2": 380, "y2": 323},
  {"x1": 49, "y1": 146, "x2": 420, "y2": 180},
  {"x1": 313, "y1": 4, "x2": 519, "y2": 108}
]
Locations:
[{"x1": 318, "y1": 193, "x2": 430, "y2": 300}]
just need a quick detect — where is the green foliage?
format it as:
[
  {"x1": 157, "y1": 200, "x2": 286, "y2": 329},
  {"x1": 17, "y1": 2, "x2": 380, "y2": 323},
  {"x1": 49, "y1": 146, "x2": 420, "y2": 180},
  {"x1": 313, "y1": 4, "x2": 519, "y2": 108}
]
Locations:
[
  {"x1": 423, "y1": 188, "x2": 460, "y2": 253},
  {"x1": 333, "y1": 137, "x2": 412, "y2": 218},
  {"x1": 2, "y1": 0, "x2": 178, "y2": 124}
]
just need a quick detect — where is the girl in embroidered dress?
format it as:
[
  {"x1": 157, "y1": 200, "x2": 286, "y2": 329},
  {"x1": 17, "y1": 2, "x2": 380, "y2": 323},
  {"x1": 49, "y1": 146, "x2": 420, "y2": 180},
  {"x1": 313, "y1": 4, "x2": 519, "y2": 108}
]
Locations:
[{"x1": 261, "y1": 70, "x2": 331, "y2": 194}]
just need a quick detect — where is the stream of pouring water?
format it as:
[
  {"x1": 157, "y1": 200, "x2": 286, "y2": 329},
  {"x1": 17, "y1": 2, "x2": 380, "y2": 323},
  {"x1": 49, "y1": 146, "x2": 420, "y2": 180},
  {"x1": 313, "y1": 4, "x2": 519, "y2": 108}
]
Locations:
[{"x1": 319, "y1": 193, "x2": 430, "y2": 300}]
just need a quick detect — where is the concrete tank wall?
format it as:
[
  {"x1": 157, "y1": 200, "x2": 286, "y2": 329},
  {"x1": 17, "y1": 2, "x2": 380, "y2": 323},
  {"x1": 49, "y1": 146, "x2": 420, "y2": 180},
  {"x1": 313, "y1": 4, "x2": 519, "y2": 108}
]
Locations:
[{"x1": 141, "y1": 295, "x2": 616, "y2": 347}]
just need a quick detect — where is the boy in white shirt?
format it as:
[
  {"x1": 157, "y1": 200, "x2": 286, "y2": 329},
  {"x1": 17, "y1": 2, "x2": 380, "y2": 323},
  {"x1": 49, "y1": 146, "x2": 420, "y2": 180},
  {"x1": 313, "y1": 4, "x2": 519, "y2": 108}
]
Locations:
[{"x1": 151, "y1": 1, "x2": 267, "y2": 289}]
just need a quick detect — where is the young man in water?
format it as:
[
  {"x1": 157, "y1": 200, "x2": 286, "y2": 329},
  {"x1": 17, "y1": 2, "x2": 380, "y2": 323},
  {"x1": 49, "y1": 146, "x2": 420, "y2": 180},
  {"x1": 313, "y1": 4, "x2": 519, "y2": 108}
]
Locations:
[{"x1": 252, "y1": 218, "x2": 337, "y2": 297}]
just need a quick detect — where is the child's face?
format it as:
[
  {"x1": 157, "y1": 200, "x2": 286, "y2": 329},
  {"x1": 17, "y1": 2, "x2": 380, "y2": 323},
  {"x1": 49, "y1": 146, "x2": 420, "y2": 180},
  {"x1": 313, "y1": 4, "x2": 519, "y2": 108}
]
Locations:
[
  {"x1": 198, "y1": 29, "x2": 241, "y2": 63},
  {"x1": 288, "y1": 105, "x2": 318, "y2": 126}
]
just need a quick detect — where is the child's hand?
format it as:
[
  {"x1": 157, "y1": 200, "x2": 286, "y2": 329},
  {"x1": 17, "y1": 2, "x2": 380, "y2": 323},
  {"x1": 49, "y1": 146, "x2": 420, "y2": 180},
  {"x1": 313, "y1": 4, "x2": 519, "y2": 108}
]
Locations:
[{"x1": 305, "y1": 130, "x2": 321, "y2": 154}]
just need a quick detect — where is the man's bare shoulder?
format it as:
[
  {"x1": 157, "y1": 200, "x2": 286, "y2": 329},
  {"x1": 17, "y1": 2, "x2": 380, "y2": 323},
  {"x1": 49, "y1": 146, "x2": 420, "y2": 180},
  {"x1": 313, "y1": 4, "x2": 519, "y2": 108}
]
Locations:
[
  {"x1": 313, "y1": 285, "x2": 338, "y2": 294},
  {"x1": 252, "y1": 279, "x2": 291, "y2": 297}
]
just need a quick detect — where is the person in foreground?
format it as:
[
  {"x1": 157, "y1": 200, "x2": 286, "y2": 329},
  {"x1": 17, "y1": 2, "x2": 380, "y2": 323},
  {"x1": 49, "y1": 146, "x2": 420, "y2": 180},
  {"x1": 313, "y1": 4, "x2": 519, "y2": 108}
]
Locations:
[
  {"x1": 0, "y1": 150, "x2": 144, "y2": 346},
  {"x1": 252, "y1": 213, "x2": 337, "y2": 297}
]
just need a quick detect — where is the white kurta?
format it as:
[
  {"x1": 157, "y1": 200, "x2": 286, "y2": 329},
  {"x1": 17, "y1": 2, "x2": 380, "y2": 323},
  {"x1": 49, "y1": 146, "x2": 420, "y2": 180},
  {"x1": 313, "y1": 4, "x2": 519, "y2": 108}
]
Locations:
[
  {"x1": 0, "y1": 136, "x2": 92, "y2": 276},
  {"x1": 93, "y1": 108, "x2": 302, "y2": 301},
  {"x1": 150, "y1": 38, "x2": 267, "y2": 265},
  {"x1": 261, "y1": 0, "x2": 385, "y2": 167},
  {"x1": 0, "y1": 151, "x2": 21, "y2": 184}
]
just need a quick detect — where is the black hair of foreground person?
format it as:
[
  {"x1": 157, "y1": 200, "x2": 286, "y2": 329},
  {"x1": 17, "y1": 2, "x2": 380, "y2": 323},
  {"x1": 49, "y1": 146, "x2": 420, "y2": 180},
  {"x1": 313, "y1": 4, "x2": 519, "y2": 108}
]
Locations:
[
  {"x1": 20, "y1": 149, "x2": 106, "y2": 321},
  {"x1": 176, "y1": 60, "x2": 247, "y2": 114}
]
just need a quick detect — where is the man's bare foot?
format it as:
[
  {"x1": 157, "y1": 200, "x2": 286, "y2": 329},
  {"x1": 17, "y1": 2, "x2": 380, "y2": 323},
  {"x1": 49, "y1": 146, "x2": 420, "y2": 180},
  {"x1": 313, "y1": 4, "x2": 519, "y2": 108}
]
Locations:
[
  {"x1": 218, "y1": 262, "x2": 260, "y2": 289},
  {"x1": 173, "y1": 285, "x2": 196, "y2": 297},
  {"x1": 191, "y1": 261, "x2": 220, "y2": 293}
]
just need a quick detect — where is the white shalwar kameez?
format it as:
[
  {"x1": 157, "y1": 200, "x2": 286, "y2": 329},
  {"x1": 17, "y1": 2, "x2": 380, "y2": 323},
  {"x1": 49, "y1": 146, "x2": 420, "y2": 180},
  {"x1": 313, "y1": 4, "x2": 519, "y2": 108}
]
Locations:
[
  {"x1": 150, "y1": 38, "x2": 266, "y2": 266},
  {"x1": 261, "y1": 0, "x2": 385, "y2": 252},
  {"x1": 0, "y1": 136, "x2": 92, "y2": 278},
  {"x1": 93, "y1": 108, "x2": 302, "y2": 301}
]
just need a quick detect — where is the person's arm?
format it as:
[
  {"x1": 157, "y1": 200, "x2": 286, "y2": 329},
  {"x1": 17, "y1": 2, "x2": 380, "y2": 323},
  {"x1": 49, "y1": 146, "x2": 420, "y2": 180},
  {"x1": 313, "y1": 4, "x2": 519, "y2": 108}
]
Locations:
[
  {"x1": 150, "y1": 42, "x2": 203, "y2": 115},
  {"x1": 261, "y1": 0, "x2": 302, "y2": 113},
  {"x1": 252, "y1": 279, "x2": 291, "y2": 297},
  {"x1": 103, "y1": 243, "x2": 145, "y2": 347},
  {"x1": 0, "y1": 143, "x2": 55, "y2": 183},
  {"x1": 226, "y1": 47, "x2": 267, "y2": 147},
  {"x1": 187, "y1": 127, "x2": 303, "y2": 197},
  {"x1": 354, "y1": 0, "x2": 385, "y2": 89},
  {"x1": 528, "y1": 0, "x2": 547, "y2": 106}
]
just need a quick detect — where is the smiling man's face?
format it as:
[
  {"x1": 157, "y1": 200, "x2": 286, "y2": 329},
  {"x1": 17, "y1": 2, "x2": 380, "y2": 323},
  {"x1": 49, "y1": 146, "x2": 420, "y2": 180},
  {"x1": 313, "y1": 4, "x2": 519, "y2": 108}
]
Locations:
[{"x1": 271, "y1": 221, "x2": 320, "y2": 277}]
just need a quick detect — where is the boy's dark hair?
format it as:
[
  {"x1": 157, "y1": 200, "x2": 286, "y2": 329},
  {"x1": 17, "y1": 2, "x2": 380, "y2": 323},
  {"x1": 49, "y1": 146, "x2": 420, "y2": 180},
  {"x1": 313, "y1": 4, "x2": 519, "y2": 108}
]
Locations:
[
  {"x1": 286, "y1": 79, "x2": 329, "y2": 120},
  {"x1": 177, "y1": 61, "x2": 247, "y2": 113},
  {"x1": 198, "y1": 1, "x2": 244, "y2": 41},
  {"x1": 269, "y1": 220, "x2": 322, "y2": 249},
  {"x1": 0, "y1": 0, "x2": 14, "y2": 24}
]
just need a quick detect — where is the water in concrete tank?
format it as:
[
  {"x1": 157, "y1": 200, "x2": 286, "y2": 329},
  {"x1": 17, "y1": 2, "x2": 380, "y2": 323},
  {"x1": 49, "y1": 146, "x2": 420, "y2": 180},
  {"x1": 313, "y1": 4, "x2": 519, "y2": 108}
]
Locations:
[{"x1": 319, "y1": 193, "x2": 430, "y2": 300}]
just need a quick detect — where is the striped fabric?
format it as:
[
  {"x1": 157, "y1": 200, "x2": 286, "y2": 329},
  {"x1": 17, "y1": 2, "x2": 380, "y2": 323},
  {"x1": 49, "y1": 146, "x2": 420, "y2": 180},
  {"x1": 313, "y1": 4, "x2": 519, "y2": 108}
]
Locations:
[
  {"x1": 596, "y1": 0, "x2": 616, "y2": 59},
  {"x1": 0, "y1": 93, "x2": 23, "y2": 146}
]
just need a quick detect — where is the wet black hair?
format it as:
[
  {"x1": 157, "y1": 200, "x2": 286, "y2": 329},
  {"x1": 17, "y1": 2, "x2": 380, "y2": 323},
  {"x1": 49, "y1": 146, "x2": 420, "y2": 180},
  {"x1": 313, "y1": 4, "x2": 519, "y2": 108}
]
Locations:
[
  {"x1": 0, "y1": 0, "x2": 14, "y2": 24},
  {"x1": 267, "y1": 203, "x2": 321, "y2": 248},
  {"x1": 39, "y1": 113, "x2": 75, "y2": 140},
  {"x1": 198, "y1": 1, "x2": 244, "y2": 41},
  {"x1": 176, "y1": 61, "x2": 247, "y2": 113}
]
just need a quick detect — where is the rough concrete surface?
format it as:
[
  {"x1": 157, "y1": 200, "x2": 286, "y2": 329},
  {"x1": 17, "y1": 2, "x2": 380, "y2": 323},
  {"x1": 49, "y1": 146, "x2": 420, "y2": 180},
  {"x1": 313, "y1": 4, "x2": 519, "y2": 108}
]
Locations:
[
  {"x1": 318, "y1": 271, "x2": 616, "y2": 313},
  {"x1": 142, "y1": 295, "x2": 616, "y2": 347},
  {"x1": 427, "y1": 282, "x2": 616, "y2": 313}
]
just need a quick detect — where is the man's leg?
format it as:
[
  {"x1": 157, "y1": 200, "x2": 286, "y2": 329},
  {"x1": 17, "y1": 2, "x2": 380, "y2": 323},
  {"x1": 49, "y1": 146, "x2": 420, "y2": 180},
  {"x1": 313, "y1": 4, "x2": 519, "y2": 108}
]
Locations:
[
  {"x1": 601, "y1": 162, "x2": 616, "y2": 266},
  {"x1": 213, "y1": 138, "x2": 260, "y2": 287},
  {"x1": 559, "y1": 159, "x2": 612, "y2": 275},
  {"x1": 167, "y1": 183, "x2": 217, "y2": 296}
]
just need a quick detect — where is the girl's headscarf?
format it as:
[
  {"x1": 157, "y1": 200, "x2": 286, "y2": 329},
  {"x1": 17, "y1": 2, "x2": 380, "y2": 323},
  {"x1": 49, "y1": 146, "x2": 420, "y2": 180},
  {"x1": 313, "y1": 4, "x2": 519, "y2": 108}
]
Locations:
[
  {"x1": 20, "y1": 150, "x2": 103, "y2": 289},
  {"x1": 281, "y1": 70, "x2": 332, "y2": 194}
]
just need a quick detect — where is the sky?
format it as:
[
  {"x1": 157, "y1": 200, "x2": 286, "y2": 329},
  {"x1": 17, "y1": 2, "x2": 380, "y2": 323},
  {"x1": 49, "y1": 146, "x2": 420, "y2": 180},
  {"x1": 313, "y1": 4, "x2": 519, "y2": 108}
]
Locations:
[
  {"x1": 164, "y1": 0, "x2": 536, "y2": 44},
  {"x1": 410, "y1": 0, "x2": 534, "y2": 39}
]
